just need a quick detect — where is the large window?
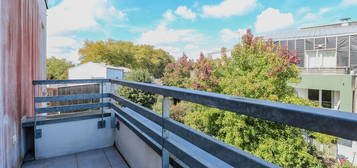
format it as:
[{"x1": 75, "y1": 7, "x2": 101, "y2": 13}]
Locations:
[
  {"x1": 305, "y1": 50, "x2": 336, "y2": 68},
  {"x1": 307, "y1": 89, "x2": 339, "y2": 109},
  {"x1": 308, "y1": 89, "x2": 319, "y2": 104}
]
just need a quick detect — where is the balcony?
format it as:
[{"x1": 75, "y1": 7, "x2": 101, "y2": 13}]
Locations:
[{"x1": 21, "y1": 79, "x2": 357, "y2": 168}]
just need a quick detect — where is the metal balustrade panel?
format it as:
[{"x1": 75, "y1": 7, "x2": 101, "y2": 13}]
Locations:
[
  {"x1": 35, "y1": 93, "x2": 110, "y2": 103},
  {"x1": 35, "y1": 102, "x2": 110, "y2": 113},
  {"x1": 111, "y1": 79, "x2": 357, "y2": 141}
]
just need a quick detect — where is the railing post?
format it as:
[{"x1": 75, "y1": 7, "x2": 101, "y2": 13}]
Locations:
[
  {"x1": 162, "y1": 96, "x2": 170, "y2": 168},
  {"x1": 33, "y1": 84, "x2": 37, "y2": 159}
]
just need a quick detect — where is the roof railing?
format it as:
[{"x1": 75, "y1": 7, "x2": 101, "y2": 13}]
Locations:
[{"x1": 32, "y1": 79, "x2": 357, "y2": 168}]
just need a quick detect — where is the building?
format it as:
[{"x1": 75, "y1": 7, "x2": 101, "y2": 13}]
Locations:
[
  {"x1": 0, "y1": 0, "x2": 47, "y2": 167},
  {"x1": 1, "y1": 1, "x2": 357, "y2": 167},
  {"x1": 68, "y1": 62, "x2": 130, "y2": 80},
  {"x1": 264, "y1": 20, "x2": 357, "y2": 165}
]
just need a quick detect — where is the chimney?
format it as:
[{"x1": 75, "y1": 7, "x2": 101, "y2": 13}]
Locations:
[{"x1": 340, "y1": 17, "x2": 351, "y2": 26}]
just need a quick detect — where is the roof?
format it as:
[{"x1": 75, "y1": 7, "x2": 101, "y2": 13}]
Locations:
[
  {"x1": 70, "y1": 62, "x2": 131, "y2": 72},
  {"x1": 264, "y1": 24, "x2": 357, "y2": 40}
]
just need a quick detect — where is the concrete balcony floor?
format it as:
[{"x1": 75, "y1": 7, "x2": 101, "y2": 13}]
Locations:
[{"x1": 22, "y1": 146, "x2": 129, "y2": 168}]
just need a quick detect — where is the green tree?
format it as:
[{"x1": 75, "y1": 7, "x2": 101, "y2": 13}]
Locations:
[
  {"x1": 161, "y1": 53, "x2": 194, "y2": 88},
  {"x1": 182, "y1": 31, "x2": 327, "y2": 167},
  {"x1": 46, "y1": 57, "x2": 74, "y2": 80},
  {"x1": 118, "y1": 69, "x2": 157, "y2": 108},
  {"x1": 79, "y1": 39, "x2": 173, "y2": 78},
  {"x1": 187, "y1": 54, "x2": 221, "y2": 92}
]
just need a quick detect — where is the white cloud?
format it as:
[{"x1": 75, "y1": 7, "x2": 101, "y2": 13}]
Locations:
[
  {"x1": 47, "y1": 36, "x2": 82, "y2": 63},
  {"x1": 255, "y1": 8, "x2": 294, "y2": 33},
  {"x1": 175, "y1": 6, "x2": 197, "y2": 20},
  {"x1": 47, "y1": 0, "x2": 126, "y2": 63},
  {"x1": 297, "y1": 7, "x2": 310, "y2": 15},
  {"x1": 184, "y1": 44, "x2": 198, "y2": 50},
  {"x1": 137, "y1": 24, "x2": 203, "y2": 45},
  {"x1": 301, "y1": 8, "x2": 332, "y2": 22},
  {"x1": 341, "y1": 0, "x2": 357, "y2": 6},
  {"x1": 48, "y1": 0, "x2": 126, "y2": 36},
  {"x1": 303, "y1": 13, "x2": 319, "y2": 21},
  {"x1": 137, "y1": 10, "x2": 206, "y2": 59},
  {"x1": 220, "y1": 28, "x2": 246, "y2": 43},
  {"x1": 163, "y1": 10, "x2": 176, "y2": 22},
  {"x1": 202, "y1": 0, "x2": 257, "y2": 18},
  {"x1": 319, "y1": 8, "x2": 332, "y2": 14}
]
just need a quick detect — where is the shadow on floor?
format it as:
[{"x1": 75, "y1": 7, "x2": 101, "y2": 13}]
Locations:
[{"x1": 22, "y1": 146, "x2": 129, "y2": 168}]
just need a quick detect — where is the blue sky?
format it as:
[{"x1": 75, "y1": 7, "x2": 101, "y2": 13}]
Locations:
[{"x1": 47, "y1": 0, "x2": 357, "y2": 63}]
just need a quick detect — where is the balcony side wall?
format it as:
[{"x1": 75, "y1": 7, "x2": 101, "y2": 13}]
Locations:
[
  {"x1": 0, "y1": 0, "x2": 46, "y2": 167},
  {"x1": 114, "y1": 119, "x2": 162, "y2": 168}
]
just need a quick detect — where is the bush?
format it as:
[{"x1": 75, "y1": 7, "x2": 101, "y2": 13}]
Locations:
[{"x1": 118, "y1": 69, "x2": 157, "y2": 108}]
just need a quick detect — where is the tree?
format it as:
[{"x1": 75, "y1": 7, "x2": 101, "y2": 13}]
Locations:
[
  {"x1": 188, "y1": 54, "x2": 221, "y2": 92},
  {"x1": 46, "y1": 57, "x2": 74, "y2": 80},
  {"x1": 161, "y1": 53, "x2": 194, "y2": 88},
  {"x1": 118, "y1": 69, "x2": 157, "y2": 108},
  {"x1": 182, "y1": 30, "x2": 327, "y2": 167},
  {"x1": 79, "y1": 39, "x2": 173, "y2": 78}
]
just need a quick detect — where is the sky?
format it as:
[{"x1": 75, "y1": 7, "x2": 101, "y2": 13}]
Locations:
[{"x1": 47, "y1": 0, "x2": 357, "y2": 63}]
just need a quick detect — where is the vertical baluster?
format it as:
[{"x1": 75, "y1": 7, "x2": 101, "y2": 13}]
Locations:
[
  {"x1": 33, "y1": 84, "x2": 37, "y2": 159},
  {"x1": 162, "y1": 96, "x2": 170, "y2": 168}
]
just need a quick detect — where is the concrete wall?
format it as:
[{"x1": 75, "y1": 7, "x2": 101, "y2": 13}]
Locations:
[
  {"x1": 338, "y1": 141, "x2": 357, "y2": 166},
  {"x1": 0, "y1": 0, "x2": 46, "y2": 167},
  {"x1": 68, "y1": 62, "x2": 106, "y2": 79},
  {"x1": 36, "y1": 117, "x2": 114, "y2": 159},
  {"x1": 114, "y1": 119, "x2": 162, "y2": 168},
  {"x1": 289, "y1": 74, "x2": 354, "y2": 112}
]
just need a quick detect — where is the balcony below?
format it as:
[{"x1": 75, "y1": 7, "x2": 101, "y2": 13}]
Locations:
[{"x1": 22, "y1": 146, "x2": 128, "y2": 168}]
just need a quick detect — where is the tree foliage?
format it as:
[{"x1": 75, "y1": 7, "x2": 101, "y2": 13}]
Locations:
[
  {"x1": 79, "y1": 39, "x2": 174, "y2": 78},
  {"x1": 161, "y1": 53, "x2": 194, "y2": 88},
  {"x1": 118, "y1": 69, "x2": 157, "y2": 108},
  {"x1": 160, "y1": 30, "x2": 336, "y2": 167},
  {"x1": 46, "y1": 57, "x2": 74, "y2": 80}
]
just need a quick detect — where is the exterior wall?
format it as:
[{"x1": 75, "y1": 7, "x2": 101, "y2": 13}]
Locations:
[
  {"x1": 68, "y1": 62, "x2": 106, "y2": 79},
  {"x1": 289, "y1": 74, "x2": 354, "y2": 112},
  {"x1": 0, "y1": 0, "x2": 46, "y2": 167},
  {"x1": 115, "y1": 120, "x2": 162, "y2": 168},
  {"x1": 337, "y1": 141, "x2": 357, "y2": 165},
  {"x1": 106, "y1": 68, "x2": 124, "y2": 80},
  {"x1": 36, "y1": 117, "x2": 114, "y2": 159}
]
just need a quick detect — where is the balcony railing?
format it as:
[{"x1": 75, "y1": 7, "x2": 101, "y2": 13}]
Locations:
[{"x1": 32, "y1": 79, "x2": 357, "y2": 168}]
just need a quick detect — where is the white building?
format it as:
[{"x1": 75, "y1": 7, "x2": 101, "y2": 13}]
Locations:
[{"x1": 68, "y1": 62, "x2": 131, "y2": 80}]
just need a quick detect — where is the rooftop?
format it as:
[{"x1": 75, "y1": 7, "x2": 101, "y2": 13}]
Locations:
[{"x1": 264, "y1": 21, "x2": 357, "y2": 40}]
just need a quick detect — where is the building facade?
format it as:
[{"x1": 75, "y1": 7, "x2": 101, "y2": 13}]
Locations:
[
  {"x1": 68, "y1": 62, "x2": 130, "y2": 80},
  {"x1": 265, "y1": 21, "x2": 357, "y2": 165},
  {"x1": 0, "y1": 0, "x2": 47, "y2": 167}
]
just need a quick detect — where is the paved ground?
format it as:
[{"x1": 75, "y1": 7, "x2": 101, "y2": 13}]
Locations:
[{"x1": 22, "y1": 146, "x2": 129, "y2": 168}]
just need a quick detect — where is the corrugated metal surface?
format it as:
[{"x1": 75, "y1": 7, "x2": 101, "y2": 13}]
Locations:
[
  {"x1": 264, "y1": 25, "x2": 357, "y2": 40},
  {"x1": 0, "y1": 0, "x2": 46, "y2": 167}
]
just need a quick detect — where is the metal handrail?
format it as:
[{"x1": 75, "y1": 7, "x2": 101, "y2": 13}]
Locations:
[{"x1": 32, "y1": 79, "x2": 357, "y2": 168}]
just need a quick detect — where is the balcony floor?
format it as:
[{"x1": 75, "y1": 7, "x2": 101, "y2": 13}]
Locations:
[{"x1": 22, "y1": 146, "x2": 129, "y2": 168}]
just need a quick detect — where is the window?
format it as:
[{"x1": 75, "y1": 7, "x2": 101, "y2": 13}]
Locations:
[
  {"x1": 307, "y1": 89, "x2": 338, "y2": 109},
  {"x1": 308, "y1": 89, "x2": 319, "y2": 104},
  {"x1": 320, "y1": 50, "x2": 336, "y2": 68},
  {"x1": 305, "y1": 50, "x2": 336, "y2": 68},
  {"x1": 280, "y1": 40, "x2": 287, "y2": 47},
  {"x1": 321, "y1": 90, "x2": 332, "y2": 108},
  {"x1": 326, "y1": 37, "x2": 336, "y2": 49},
  {"x1": 306, "y1": 38, "x2": 314, "y2": 50},
  {"x1": 338, "y1": 138, "x2": 353, "y2": 147},
  {"x1": 315, "y1": 38, "x2": 325, "y2": 49},
  {"x1": 306, "y1": 51, "x2": 318, "y2": 68},
  {"x1": 288, "y1": 40, "x2": 295, "y2": 52}
]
